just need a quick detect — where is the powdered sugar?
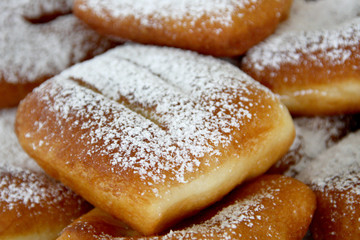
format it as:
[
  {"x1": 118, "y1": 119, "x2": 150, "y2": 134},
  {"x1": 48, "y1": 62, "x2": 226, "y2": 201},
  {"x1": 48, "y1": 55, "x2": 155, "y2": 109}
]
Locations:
[
  {"x1": 0, "y1": 0, "x2": 112, "y2": 84},
  {"x1": 19, "y1": 0, "x2": 73, "y2": 20},
  {"x1": 243, "y1": 0, "x2": 360, "y2": 73},
  {"x1": 0, "y1": 108, "x2": 85, "y2": 213},
  {"x1": 279, "y1": 115, "x2": 354, "y2": 177},
  {"x1": 30, "y1": 44, "x2": 275, "y2": 186},
  {"x1": 77, "y1": 0, "x2": 260, "y2": 31},
  {"x1": 156, "y1": 189, "x2": 276, "y2": 239},
  {"x1": 109, "y1": 178, "x2": 286, "y2": 239},
  {"x1": 0, "y1": 166, "x2": 82, "y2": 212},
  {"x1": 0, "y1": 109, "x2": 42, "y2": 172},
  {"x1": 297, "y1": 130, "x2": 360, "y2": 195}
]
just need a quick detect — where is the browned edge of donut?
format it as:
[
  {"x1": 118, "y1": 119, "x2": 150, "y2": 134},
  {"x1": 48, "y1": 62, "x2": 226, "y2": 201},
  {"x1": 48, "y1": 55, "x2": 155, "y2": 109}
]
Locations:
[
  {"x1": 310, "y1": 187, "x2": 360, "y2": 240},
  {"x1": 57, "y1": 174, "x2": 316, "y2": 240},
  {"x1": 240, "y1": 45, "x2": 360, "y2": 116},
  {"x1": 0, "y1": 78, "x2": 46, "y2": 109},
  {"x1": 73, "y1": 0, "x2": 293, "y2": 57},
  {"x1": 0, "y1": 170, "x2": 92, "y2": 240}
]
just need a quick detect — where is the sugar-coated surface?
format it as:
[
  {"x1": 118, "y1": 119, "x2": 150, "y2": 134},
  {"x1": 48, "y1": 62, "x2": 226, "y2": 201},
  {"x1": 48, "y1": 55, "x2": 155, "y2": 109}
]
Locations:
[
  {"x1": 298, "y1": 130, "x2": 360, "y2": 195},
  {"x1": 143, "y1": 187, "x2": 277, "y2": 239},
  {"x1": 0, "y1": 108, "x2": 42, "y2": 172},
  {"x1": 0, "y1": 108, "x2": 83, "y2": 213},
  {"x1": 77, "y1": 0, "x2": 261, "y2": 31},
  {"x1": 0, "y1": 0, "x2": 112, "y2": 84},
  {"x1": 28, "y1": 44, "x2": 276, "y2": 187},
  {"x1": 297, "y1": 130, "x2": 360, "y2": 229},
  {"x1": 159, "y1": 191, "x2": 274, "y2": 239},
  {"x1": 18, "y1": 0, "x2": 73, "y2": 19},
  {"x1": 280, "y1": 116, "x2": 352, "y2": 177},
  {"x1": 81, "y1": 176, "x2": 308, "y2": 239},
  {"x1": 0, "y1": 166, "x2": 83, "y2": 212},
  {"x1": 243, "y1": 0, "x2": 360, "y2": 73}
]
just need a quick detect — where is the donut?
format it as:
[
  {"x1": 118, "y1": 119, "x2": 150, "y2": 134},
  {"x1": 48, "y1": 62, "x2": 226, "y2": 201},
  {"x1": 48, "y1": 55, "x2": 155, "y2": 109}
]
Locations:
[
  {"x1": 15, "y1": 44, "x2": 295, "y2": 235},
  {"x1": 240, "y1": 0, "x2": 360, "y2": 116},
  {"x1": 268, "y1": 114, "x2": 360, "y2": 177},
  {"x1": 0, "y1": 108, "x2": 92, "y2": 240},
  {"x1": 0, "y1": 0, "x2": 114, "y2": 108},
  {"x1": 57, "y1": 175, "x2": 316, "y2": 240},
  {"x1": 72, "y1": 0, "x2": 293, "y2": 57},
  {"x1": 297, "y1": 130, "x2": 360, "y2": 239}
]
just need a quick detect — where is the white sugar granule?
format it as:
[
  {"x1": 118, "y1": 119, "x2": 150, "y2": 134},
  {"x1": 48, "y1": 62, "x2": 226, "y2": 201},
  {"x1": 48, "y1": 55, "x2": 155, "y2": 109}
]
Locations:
[
  {"x1": 0, "y1": 0, "x2": 112, "y2": 84},
  {"x1": 297, "y1": 130, "x2": 360, "y2": 195},
  {"x1": 20, "y1": 0, "x2": 73, "y2": 20},
  {"x1": 0, "y1": 166, "x2": 80, "y2": 212},
  {"x1": 280, "y1": 115, "x2": 352, "y2": 177},
  {"x1": 113, "y1": 183, "x2": 279, "y2": 239},
  {"x1": 32, "y1": 44, "x2": 275, "y2": 186},
  {"x1": 0, "y1": 108, "x2": 42, "y2": 172},
  {"x1": 78, "y1": 0, "x2": 261, "y2": 30},
  {"x1": 159, "y1": 192, "x2": 272, "y2": 239},
  {"x1": 0, "y1": 108, "x2": 84, "y2": 213},
  {"x1": 243, "y1": 0, "x2": 360, "y2": 72}
]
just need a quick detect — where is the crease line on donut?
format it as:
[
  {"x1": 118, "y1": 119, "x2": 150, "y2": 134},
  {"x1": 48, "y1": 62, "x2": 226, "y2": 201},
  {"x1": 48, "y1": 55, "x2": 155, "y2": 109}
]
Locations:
[
  {"x1": 114, "y1": 55, "x2": 191, "y2": 97},
  {"x1": 62, "y1": 55, "x2": 218, "y2": 138},
  {"x1": 68, "y1": 75, "x2": 170, "y2": 133}
]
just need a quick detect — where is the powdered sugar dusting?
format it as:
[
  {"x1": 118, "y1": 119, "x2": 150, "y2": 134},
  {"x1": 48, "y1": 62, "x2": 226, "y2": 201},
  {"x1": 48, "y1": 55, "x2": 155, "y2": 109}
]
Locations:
[
  {"x1": 0, "y1": 0, "x2": 112, "y2": 84},
  {"x1": 0, "y1": 108, "x2": 84, "y2": 213},
  {"x1": 0, "y1": 109, "x2": 42, "y2": 172},
  {"x1": 243, "y1": 0, "x2": 360, "y2": 73},
  {"x1": 159, "y1": 190, "x2": 275, "y2": 239},
  {"x1": 31, "y1": 44, "x2": 275, "y2": 186},
  {"x1": 20, "y1": 0, "x2": 73, "y2": 20},
  {"x1": 278, "y1": 115, "x2": 353, "y2": 177},
  {"x1": 0, "y1": 166, "x2": 83, "y2": 212},
  {"x1": 110, "y1": 181, "x2": 281, "y2": 239},
  {"x1": 78, "y1": 0, "x2": 260, "y2": 32},
  {"x1": 297, "y1": 130, "x2": 360, "y2": 195}
]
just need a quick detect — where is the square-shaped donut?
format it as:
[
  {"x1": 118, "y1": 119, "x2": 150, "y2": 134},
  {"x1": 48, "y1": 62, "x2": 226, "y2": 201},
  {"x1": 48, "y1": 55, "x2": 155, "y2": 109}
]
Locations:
[{"x1": 16, "y1": 44, "x2": 294, "y2": 235}]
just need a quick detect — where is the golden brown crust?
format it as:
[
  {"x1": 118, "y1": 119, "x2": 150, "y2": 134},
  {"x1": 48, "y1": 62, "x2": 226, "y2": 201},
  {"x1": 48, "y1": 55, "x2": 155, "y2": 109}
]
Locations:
[
  {"x1": 272, "y1": 78, "x2": 360, "y2": 117},
  {"x1": 0, "y1": 78, "x2": 46, "y2": 109},
  {"x1": 58, "y1": 208, "x2": 142, "y2": 240},
  {"x1": 241, "y1": 44, "x2": 360, "y2": 116},
  {"x1": 0, "y1": 107, "x2": 92, "y2": 240},
  {"x1": 0, "y1": 169, "x2": 92, "y2": 240},
  {"x1": 16, "y1": 45, "x2": 294, "y2": 235},
  {"x1": 240, "y1": 0, "x2": 360, "y2": 116},
  {"x1": 57, "y1": 175, "x2": 316, "y2": 240},
  {"x1": 73, "y1": 0, "x2": 292, "y2": 57},
  {"x1": 311, "y1": 187, "x2": 360, "y2": 240}
]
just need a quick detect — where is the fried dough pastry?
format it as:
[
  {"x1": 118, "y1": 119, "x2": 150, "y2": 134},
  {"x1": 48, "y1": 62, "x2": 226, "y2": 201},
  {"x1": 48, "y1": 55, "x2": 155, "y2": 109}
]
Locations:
[
  {"x1": 73, "y1": 0, "x2": 293, "y2": 57},
  {"x1": 241, "y1": 0, "x2": 360, "y2": 116},
  {"x1": 16, "y1": 45, "x2": 294, "y2": 235},
  {"x1": 268, "y1": 114, "x2": 360, "y2": 177},
  {"x1": 298, "y1": 130, "x2": 360, "y2": 240},
  {"x1": 0, "y1": 0, "x2": 114, "y2": 108},
  {"x1": 57, "y1": 175, "x2": 316, "y2": 240},
  {"x1": 0, "y1": 108, "x2": 92, "y2": 240}
]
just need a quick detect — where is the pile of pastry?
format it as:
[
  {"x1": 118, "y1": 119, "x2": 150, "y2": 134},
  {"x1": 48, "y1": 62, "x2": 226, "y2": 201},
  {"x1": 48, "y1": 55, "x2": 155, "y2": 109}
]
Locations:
[{"x1": 1, "y1": 0, "x2": 359, "y2": 239}]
